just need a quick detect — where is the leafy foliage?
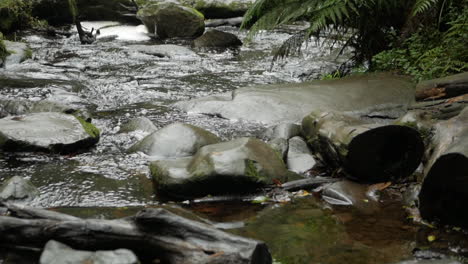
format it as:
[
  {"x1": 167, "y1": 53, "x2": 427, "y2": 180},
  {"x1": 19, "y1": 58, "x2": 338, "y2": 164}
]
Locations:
[
  {"x1": 242, "y1": 0, "x2": 411, "y2": 64},
  {"x1": 372, "y1": 5, "x2": 468, "y2": 81},
  {"x1": 242, "y1": 0, "x2": 468, "y2": 80},
  {"x1": 0, "y1": 32, "x2": 10, "y2": 65},
  {"x1": 0, "y1": 0, "x2": 46, "y2": 33}
]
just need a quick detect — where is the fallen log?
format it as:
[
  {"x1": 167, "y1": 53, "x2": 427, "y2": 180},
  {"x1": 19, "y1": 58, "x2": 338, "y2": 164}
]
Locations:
[
  {"x1": 415, "y1": 72, "x2": 468, "y2": 101},
  {"x1": 302, "y1": 110, "x2": 424, "y2": 183},
  {"x1": 418, "y1": 106, "x2": 468, "y2": 228},
  {"x1": 0, "y1": 205, "x2": 271, "y2": 264}
]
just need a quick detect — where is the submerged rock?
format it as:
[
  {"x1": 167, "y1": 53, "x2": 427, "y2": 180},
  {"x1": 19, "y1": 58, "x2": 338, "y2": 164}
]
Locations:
[
  {"x1": 119, "y1": 117, "x2": 157, "y2": 134},
  {"x1": 40, "y1": 240, "x2": 139, "y2": 264},
  {"x1": 0, "y1": 176, "x2": 39, "y2": 202},
  {"x1": 175, "y1": 73, "x2": 416, "y2": 124},
  {"x1": 322, "y1": 180, "x2": 379, "y2": 213},
  {"x1": 2, "y1": 41, "x2": 31, "y2": 69},
  {"x1": 193, "y1": 29, "x2": 242, "y2": 48},
  {"x1": 128, "y1": 44, "x2": 200, "y2": 60},
  {"x1": 150, "y1": 137, "x2": 289, "y2": 199},
  {"x1": 129, "y1": 122, "x2": 220, "y2": 159},
  {"x1": 0, "y1": 112, "x2": 99, "y2": 154},
  {"x1": 287, "y1": 136, "x2": 316, "y2": 174},
  {"x1": 137, "y1": 2, "x2": 205, "y2": 39}
]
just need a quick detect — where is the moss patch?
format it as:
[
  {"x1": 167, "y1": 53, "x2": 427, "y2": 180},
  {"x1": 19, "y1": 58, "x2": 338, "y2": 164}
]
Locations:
[
  {"x1": 74, "y1": 116, "x2": 100, "y2": 138},
  {"x1": 0, "y1": 33, "x2": 9, "y2": 64}
]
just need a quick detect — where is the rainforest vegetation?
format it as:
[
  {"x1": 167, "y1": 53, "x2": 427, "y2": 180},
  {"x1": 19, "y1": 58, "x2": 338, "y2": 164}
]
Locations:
[{"x1": 241, "y1": 0, "x2": 468, "y2": 81}]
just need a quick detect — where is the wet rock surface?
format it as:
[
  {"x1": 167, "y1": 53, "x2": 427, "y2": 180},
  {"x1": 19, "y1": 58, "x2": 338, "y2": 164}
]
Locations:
[
  {"x1": 264, "y1": 123, "x2": 302, "y2": 140},
  {"x1": 119, "y1": 117, "x2": 157, "y2": 134},
  {"x1": 128, "y1": 44, "x2": 200, "y2": 60},
  {"x1": 150, "y1": 137, "x2": 289, "y2": 199},
  {"x1": 40, "y1": 240, "x2": 139, "y2": 264},
  {"x1": 129, "y1": 122, "x2": 220, "y2": 159},
  {"x1": 286, "y1": 136, "x2": 315, "y2": 174},
  {"x1": 0, "y1": 112, "x2": 99, "y2": 154},
  {"x1": 193, "y1": 29, "x2": 242, "y2": 48},
  {"x1": 0, "y1": 176, "x2": 39, "y2": 202}
]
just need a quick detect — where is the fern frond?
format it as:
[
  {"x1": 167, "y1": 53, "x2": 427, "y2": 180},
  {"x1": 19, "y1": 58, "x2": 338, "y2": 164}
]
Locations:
[{"x1": 412, "y1": 0, "x2": 440, "y2": 15}]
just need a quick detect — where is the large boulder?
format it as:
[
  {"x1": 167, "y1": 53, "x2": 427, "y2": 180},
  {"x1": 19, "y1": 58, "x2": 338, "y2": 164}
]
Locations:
[
  {"x1": 150, "y1": 137, "x2": 290, "y2": 199},
  {"x1": 40, "y1": 240, "x2": 139, "y2": 264},
  {"x1": 175, "y1": 73, "x2": 416, "y2": 124},
  {"x1": 193, "y1": 29, "x2": 242, "y2": 48},
  {"x1": 0, "y1": 112, "x2": 99, "y2": 154},
  {"x1": 0, "y1": 176, "x2": 39, "y2": 202},
  {"x1": 137, "y1": 2, "x2": 204, "y2": 39},
  {"x1": 129, "y1": 122, "x2": 220, "y2": 159}
]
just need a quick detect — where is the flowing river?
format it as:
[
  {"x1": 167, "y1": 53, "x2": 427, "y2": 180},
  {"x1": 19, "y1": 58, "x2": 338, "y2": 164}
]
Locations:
[{"x1": 0, "y1": 22, "x2": 466, "y2": 264}]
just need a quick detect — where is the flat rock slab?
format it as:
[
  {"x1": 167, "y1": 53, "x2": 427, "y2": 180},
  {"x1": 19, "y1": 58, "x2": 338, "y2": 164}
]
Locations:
[
  {"x1": 175, "y1": 73, "x2": 415, "y2": 124},
  {"x1": 0, "y1": 112, "x2": 99, "y2": 154}
]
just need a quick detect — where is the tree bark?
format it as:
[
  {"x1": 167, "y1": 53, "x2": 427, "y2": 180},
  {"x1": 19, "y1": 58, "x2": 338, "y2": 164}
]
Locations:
[
  {"x1": 0, "y1": 204, "x2": 272, "y2": 264},
  {"x1": 415, "y1": 72, "x2": 468, "y2": 101},
  {"x1": 302, "y1": 110, "x2": 424, "y2": 183},
  {"x1": 418, "y1": 106, "x2": 468, "y2": 228}
]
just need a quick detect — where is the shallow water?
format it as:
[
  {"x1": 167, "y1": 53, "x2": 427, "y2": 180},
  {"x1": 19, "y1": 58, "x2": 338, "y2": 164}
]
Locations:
[
  {"x1": 1, "y1": 22, "x2": 466, "y2": 264},
  {"x1": 1, "y1": 22, "x2": 346, "y2": 207}
]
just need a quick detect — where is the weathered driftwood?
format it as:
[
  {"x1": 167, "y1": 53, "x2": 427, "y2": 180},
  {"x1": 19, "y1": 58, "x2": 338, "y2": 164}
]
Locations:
[
  {"x1": 0, "y1": 204, "x2": 272, "y2": 264},
  {"x1": 418, "y1": 106, "x2": 468, "y2": 228},
  {"x1": 302, "y1": 110, "x2": 424, "y2": 183}
]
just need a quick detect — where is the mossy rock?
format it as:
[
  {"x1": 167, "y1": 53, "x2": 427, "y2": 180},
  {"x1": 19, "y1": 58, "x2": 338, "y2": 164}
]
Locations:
[
  {"x1": 137, "y1": 2, "x2": 204, "y2": 39},
  {"x1": 0, "y1": 34, "x2": 8, "y2": 66},
  {"x1": 150, "y1": 137, "x2": 290, "y2": 199}
]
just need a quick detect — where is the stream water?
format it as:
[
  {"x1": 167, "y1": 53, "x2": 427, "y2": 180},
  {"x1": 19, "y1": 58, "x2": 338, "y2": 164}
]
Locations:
[{"x1": 1, "y1": 22, "x2": 467, "y2": 264}]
